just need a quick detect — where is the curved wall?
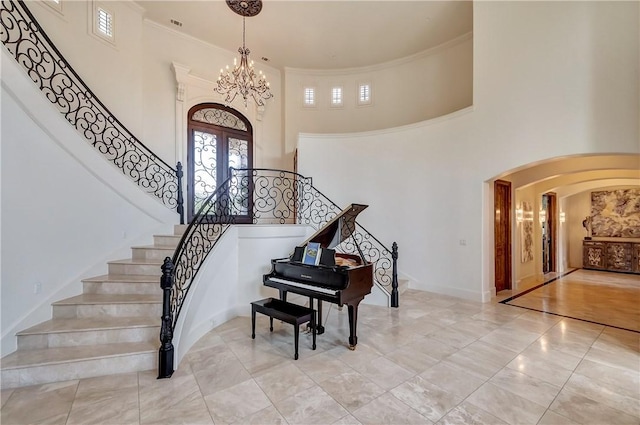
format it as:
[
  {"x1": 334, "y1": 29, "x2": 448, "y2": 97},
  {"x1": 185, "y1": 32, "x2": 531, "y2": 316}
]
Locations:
[
  {"x1": 1, "y1": 50, "x2": 176, "y2": 356},
  {"x1": 284, "y1": 33, "x2": 473, "y2": 166},
  {"x1": 297, "y1": 1, "x2": 639, "y2": 301}
]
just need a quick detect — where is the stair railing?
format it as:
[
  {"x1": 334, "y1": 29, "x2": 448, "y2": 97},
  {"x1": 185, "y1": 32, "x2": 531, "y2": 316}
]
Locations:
[
  {"x1": 0, "y1": 2, "x2": 396, "y2": 377},
  {"x1": 0, "y1": 0, "x2": 184, "y2": 221},
  {"x1": 159, "y1": 168, "x2": 398, "y2": 378}
]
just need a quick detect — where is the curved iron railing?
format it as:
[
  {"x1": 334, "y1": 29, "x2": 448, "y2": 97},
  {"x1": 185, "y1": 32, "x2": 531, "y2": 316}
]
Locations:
[
  {"x1": 0, "y1": 1, "x2": 398, "y2": 377},
  {"x1": 0, "y1": 0, "x2": 182, "y2": 214},
  {"x1": 159, "y1": 168, "x2": 399, "y2": 378}
]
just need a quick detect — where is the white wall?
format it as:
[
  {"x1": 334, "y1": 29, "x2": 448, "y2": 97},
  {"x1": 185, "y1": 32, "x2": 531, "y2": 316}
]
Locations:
[
  {"x1": 284, "y1": 34, "x2": 473, "y2": 167},
  {"x1": 28, "y1": 1, "x2": 146, "y2": 139},
  {"x1": 173, "y1": 224, "x2": 313, "y2": 364},
  {"x1": 1, "y1": 49, "x2": 176, "y2": 355},
  {"x1": 298, "y1": 1, "x2": 639, "y2": 302},
  {"x1": 27, "y1": 0, "x2": 284, "y2": 170}
]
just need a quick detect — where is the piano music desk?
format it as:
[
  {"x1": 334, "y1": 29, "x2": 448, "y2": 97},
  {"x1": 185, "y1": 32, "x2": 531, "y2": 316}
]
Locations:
[{"x1": 251, "y1": 297, "x2": 316, "y2": 360}]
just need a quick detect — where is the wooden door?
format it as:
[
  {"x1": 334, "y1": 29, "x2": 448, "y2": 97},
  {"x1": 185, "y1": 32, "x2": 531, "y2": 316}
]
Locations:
[
  {"x1": 494, "y1": 180, "x2": 512, "y2": 292},
  {"x1": 547, "y1": 192, "x2": 557, "y2": 272}
]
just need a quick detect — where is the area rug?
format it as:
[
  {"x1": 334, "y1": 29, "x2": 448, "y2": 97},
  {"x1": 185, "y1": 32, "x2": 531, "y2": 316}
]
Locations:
[{"x1": 501, "y1": 269, "x2": 640, "y2": 333}]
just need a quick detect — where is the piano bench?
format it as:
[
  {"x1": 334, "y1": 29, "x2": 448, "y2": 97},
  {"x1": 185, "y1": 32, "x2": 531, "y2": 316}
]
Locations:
[{"x1": 251, "y1": 297, "x2": 316, "y2": 360}]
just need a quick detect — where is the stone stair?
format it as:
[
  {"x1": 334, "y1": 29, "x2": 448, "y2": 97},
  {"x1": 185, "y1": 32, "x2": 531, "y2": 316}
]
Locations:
[{"x1": 0, "y1": 225, "x2": 186, "y2": 389}]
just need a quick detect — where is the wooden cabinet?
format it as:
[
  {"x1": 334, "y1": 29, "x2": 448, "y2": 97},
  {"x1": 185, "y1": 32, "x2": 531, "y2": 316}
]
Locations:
[
  {"x1": 634, "y1": 244, "x2": 640, "y2": 273},
  {"x1": 583, "y1": 241, "x2": 606, "y2": 270},
  {"x1": 583, "y1": 240, "x2": 639, "y2": 274}
]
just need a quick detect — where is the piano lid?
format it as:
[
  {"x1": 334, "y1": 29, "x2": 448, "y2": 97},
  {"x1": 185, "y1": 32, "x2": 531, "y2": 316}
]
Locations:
[{"x1": 300, "y1": 204, "x2": 368, "y2": 250}]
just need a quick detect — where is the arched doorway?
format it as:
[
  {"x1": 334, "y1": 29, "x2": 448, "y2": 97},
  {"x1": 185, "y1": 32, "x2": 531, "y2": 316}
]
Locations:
[
  {"x1": 187, "y1": 103, "x2": 253, "y2": 223},
  {"x1": 488, "y1": 153, "x2": 639, "y2": 299}
]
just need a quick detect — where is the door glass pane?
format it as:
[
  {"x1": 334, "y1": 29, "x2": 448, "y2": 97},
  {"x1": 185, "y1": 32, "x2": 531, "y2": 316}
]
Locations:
[
  {"x1": 191, "y1": 108, "x2": 248, "y2": 131},
  {"x1": 228, "y1": 137, "x2": 249, "y2": 215},
  {"x1": 193, "y1": 130, "x2": 217, "y2": 214}
]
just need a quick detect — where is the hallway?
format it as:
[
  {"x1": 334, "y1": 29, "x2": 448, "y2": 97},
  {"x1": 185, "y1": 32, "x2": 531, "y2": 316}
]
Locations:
[{"x1": 502, "y1": 269, "x2": 640, "y2": 332}]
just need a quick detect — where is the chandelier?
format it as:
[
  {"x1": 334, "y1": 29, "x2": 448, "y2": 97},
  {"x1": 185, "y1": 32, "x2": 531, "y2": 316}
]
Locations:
[{"x1": 216, "y1": 0, "x2": 273, "y2": 108}]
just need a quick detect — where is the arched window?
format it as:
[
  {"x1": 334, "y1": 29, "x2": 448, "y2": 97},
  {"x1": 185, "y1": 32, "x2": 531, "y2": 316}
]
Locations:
[{"x1": 187, "y1": 103, "x2": 253, "y2": 222}]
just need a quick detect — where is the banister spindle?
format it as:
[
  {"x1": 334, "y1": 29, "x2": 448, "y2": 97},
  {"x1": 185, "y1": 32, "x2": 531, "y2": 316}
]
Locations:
[{"x1": 176, "y1": 162, "x2": 184, "y2": 225}]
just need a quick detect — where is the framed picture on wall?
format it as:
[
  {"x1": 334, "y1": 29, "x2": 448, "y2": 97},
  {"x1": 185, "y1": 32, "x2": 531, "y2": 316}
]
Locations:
[{"x1": 521, "y1": 201, "x2": 534, "y2": 263}]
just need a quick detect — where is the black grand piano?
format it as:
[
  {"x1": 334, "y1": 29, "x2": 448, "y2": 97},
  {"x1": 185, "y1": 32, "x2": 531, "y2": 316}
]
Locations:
[{"x1": 263, "y1": 204, "x2": 373, "y2": 349}]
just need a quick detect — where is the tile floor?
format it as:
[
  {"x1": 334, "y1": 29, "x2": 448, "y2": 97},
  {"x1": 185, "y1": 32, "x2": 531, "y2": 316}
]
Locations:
[{"x1": 2, "y1": 272, "x2": 639, "y2": 424}]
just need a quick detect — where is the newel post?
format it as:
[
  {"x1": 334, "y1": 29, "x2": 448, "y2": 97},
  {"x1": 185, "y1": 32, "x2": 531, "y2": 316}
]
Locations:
[
  {"x1": 158, "y1": 257, "x2": 175, "y2": 379},
  {"x1": 390, "y1": 242, "x2": 399, "y2": 308},
  {"x1": 176, "y1": 162, "x2": 185, "y2": 225}
]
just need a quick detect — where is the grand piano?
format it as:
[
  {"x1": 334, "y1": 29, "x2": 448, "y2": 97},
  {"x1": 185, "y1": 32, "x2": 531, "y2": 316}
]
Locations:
[{"x1": 263, "y1": 204, "x2": 373, "y2": 350}]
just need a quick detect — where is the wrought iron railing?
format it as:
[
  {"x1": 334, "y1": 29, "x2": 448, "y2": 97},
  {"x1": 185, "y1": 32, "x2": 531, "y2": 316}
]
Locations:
[
  {"x1": 0, "y1": 1, "x2": 398, "y2": 378},
  {"x1": 0, "y1": 0, "x2": 183, "y2": 219},
  {"x1": 159, "y1": 168, "x2": 399, "y2": 378}
]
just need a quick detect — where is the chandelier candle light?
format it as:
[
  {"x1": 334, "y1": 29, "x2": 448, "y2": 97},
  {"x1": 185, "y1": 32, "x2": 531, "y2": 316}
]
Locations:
[{"x1": 216, "y1": 0, "x2": 273, "y2": 108}]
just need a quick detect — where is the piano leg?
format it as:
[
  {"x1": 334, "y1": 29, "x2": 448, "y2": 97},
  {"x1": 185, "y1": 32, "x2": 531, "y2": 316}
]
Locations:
[
  {"x1": 279, "y1": 289, "x2": 288, "y2": 302},
  {"x1": 317, "y1": 300, "x2": 325, "y2": 334},
  {"x1": 347, "y1": 298, "x2": 363, "y2": 350},
  {"x1": 308, "y1": 298, "x2": 325, "y2": 335}
]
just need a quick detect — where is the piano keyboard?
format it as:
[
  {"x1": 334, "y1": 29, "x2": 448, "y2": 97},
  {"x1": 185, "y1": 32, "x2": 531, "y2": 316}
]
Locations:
[{"x1": 268, "y1": 277, "x2": 339, "y2": 296}]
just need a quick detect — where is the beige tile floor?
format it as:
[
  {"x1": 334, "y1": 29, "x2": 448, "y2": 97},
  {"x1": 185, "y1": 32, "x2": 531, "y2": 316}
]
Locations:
[{"x1": 2, "y1": 274, "x2": 639, "y2": 425}]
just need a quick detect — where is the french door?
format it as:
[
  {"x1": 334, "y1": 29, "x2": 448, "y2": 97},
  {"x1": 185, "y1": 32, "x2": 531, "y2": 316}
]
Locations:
[{"x1": 187, "y1": 104, "x2": 253, "y2": 223}]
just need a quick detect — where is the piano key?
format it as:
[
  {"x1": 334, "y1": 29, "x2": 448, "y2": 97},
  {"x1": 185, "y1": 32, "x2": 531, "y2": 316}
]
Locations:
[{"x1": 268, "y1": 277, "x2": 339, "y2": 295}]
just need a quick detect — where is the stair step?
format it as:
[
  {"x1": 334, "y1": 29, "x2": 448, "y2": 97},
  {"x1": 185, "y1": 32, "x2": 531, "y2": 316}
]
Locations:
[
  {"x1": 131, "y1": 245, "x2": 176, "y2": 261},
  {"x1": 107, "y1": 259, "x2": 163, "y2": 276},
  {"x1": 82, "y1": 274, "x2": 160, "y2": 295},
  {"x1": 17, "y1": 317, "x2": 159, "y2": 349},
  {"x1": 153, "y1": 234, "x2": 182, "y2": 248},
  {"x1": 52, "y1": 294, "x2": 161, "y2": 319},
  {"x1": 173, "y1": 224, "x2": 188, "y2": 235},
  {"x1": 1, "y1": 342, "x2": 156, "y2": 389}
]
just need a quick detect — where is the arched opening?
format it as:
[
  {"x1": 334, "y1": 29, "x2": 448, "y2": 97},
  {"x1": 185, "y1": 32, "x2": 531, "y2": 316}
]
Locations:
[
  {"x1": 486, "y1": 153, "x2": 640, "y2": 300},
  {"x1": 186, "y1": 103, "x2": 253, "y2": 223}
]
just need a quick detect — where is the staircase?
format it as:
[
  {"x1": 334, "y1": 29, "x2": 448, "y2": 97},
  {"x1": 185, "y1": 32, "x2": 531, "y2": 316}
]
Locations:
[{"x1": 0, "y1": 225, "x2": 185, "y2": 389}]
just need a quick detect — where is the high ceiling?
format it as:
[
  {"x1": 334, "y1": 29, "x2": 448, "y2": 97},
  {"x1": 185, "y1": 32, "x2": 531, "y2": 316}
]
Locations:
[{"x1": 136, "y1": 1, "x2": 473, "y2": 70}]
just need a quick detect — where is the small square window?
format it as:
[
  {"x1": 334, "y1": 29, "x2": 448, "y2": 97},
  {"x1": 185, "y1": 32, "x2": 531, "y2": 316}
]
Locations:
[
  {"x1": 90, "y1": 2, "x2": 115, "y2": 46},
  {"x1": 97, "y1": 7, "x2": 113, "y2": 38},
  {"x1": 303, "y1": 87, "x2": 316, "y2": 107},
  {"x1": 358, "y1": 83, "x2": 371, "y2": 105},
  {"x1": 331, "y1": 86, "x2": 343, "y2": 107}
]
